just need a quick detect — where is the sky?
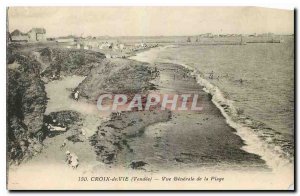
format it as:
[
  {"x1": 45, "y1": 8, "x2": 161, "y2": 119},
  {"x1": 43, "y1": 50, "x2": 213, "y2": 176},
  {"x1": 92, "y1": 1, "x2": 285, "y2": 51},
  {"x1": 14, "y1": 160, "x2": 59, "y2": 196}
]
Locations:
[{"x1": 8, "y1": 7, "x2": 294, "y2": 37}]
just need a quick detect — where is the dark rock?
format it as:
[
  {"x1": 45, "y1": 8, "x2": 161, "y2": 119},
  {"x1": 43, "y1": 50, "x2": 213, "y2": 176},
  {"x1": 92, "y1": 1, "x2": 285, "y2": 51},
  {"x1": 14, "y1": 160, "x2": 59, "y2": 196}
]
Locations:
[{"x1": 130, "y1": 161, "x2": 148, "y2": 169}]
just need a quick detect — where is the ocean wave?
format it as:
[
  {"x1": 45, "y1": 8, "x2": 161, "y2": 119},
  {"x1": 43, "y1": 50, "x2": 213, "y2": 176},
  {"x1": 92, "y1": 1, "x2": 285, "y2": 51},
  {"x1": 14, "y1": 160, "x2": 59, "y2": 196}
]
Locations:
[
  {"x1": 175, "y1": 61, "x2": 293, "y2": 171},
  {"x1": 132, "y1": 45, "x2": 293, "y2": 171}
]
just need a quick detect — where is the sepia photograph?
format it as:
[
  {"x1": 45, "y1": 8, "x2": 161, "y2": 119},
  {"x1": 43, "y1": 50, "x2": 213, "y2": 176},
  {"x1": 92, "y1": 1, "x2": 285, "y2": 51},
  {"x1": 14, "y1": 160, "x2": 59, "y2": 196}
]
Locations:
[{"x1": 6, "y1": 6, "x2": 294, "y2": 190}]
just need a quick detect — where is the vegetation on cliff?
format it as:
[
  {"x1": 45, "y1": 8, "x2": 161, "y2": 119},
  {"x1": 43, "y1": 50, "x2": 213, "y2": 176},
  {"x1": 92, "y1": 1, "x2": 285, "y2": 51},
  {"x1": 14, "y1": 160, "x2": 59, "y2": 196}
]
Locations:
[
  {"x1": 39, "y1": 47, "x2": 106, "y2": 77},
  {"x1": 77, "y1": 58, "x2": 158, "y2": 102},
  {"x1": 7, "y1": 53, "x2": 47, "y2": 164}
]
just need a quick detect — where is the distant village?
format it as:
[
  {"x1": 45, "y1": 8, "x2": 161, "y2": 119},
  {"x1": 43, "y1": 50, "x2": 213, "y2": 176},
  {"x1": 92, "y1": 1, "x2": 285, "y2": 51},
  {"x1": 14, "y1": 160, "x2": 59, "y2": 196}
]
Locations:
[
  {"x1": 8, "y1": 27, "x2": 162, "y2": 58},
  {"x1": 9, "y1": 27, "x2": 290, "y2": 53},
  {"x1": 10, "y1": 28, "x2": 47, "y2": 42}
]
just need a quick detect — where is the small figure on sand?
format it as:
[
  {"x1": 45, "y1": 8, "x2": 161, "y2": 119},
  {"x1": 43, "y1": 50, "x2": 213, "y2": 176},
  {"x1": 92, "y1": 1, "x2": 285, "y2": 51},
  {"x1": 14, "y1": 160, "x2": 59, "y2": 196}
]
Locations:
[
  {"x1": 74, "y1": 91, "x2": 79, "y2": 101},
  {"x1": 81, "y1": 128, "x2": 87, "y2": 139},
  {"x1": 60, "y1": 139, "x2": 68, "y2": 150},
  {"x1": 50, "y1": 74, "x2": 56, "y2": 80},
  {"x1": 183, "y1": 72, "x2": 186, "y2": 79},
  {"x1": 81, "y1": 129, "x2": 86, "y2": 136},
  {"x1": 209, "y1": 71, "x2": 214, "y2": 79},
  {"x1": 65, "y1": 151, "x2": 71, "y2": 164},
  {"x1": 239, "y1": 78, "x2": 243, "y2": 84},
  {"x1": 65, "y1": 151, "x2": 79, "y2": 169}
]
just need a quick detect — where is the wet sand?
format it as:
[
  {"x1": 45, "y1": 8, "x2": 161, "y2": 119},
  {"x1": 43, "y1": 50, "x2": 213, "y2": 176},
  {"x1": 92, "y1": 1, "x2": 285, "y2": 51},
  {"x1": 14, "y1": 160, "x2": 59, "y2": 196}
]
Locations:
[
  {"x1": 8, "y1": 59, "x2": 270, "y2": 190},
  {"x1": 130, "y1": 46, "x2": 295, "y2": 171},
  {"x1": 8, "y1": 47, "x2": 293, "y2": 190},
  {"x1": 9, "y1": 76, "x2": 109, "y2": 186},
  {"x1": 111, "y1": 62, "x2": 267, "y2": 171}
]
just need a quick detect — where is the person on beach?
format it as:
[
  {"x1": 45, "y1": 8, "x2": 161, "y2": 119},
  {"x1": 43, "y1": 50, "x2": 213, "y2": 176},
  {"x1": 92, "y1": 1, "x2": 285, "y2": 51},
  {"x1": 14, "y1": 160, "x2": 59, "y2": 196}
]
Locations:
[
  {"x1": 69, "y1": 152, "x2": 79, "y2": 169},
  {"x1": 60, "y1": 139, "x2": 67, "y2": 150},
  {"x1": 74, "y1": 91, "x2": 79, "y2": 101},
  {"x1": 65, "y1": 151, "x2": 79, "y2": 169},
  {"x1": 71, "y1": 157, "x2": 79, "y2": 169},
  {"x1": 81, "y1": 128, "x2": 87, "y2": 139},
  {"x1": 65, "y1": 151, "x2": 72, "y2": 164},
  {"x1": 81, "y1": 129, "x2": 86, "y2": 136},
  {"x1": 209, "y1": 71, "x2": 214, "y2": 79}
]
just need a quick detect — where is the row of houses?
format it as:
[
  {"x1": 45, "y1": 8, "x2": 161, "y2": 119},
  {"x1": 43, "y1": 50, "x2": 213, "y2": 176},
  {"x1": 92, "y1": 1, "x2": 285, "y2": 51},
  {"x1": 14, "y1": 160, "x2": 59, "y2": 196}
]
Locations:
[
  {"x1": 10, "y1": 28, "x2": 47, "y2": 42},
  {"x1": 75, "y1": 41, "x2": 126, "y2": 51},
  {"x1": 63, "y1": 40, "x2": 158, "y2": 56}
]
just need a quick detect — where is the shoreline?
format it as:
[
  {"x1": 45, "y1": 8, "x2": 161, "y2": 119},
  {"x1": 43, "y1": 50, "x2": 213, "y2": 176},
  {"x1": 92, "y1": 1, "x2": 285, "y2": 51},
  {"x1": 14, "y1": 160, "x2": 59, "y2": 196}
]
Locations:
[
  {"x1": 130, "y1": 46, "x2": 293, "y2": 171},
  {"x1": 7, "y1": 44, "x2": 294, "y2": 190},
  {"x1": 7, "y1": 45, "x2": 286, "y2": 171},
  {"x1": 123, "y1": 62, "x2": 267, "y2": 171}
]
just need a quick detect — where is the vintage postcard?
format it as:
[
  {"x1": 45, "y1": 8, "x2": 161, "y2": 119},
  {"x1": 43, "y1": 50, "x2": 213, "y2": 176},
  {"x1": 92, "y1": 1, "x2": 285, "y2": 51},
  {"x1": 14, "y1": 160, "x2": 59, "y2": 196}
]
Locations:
[{"x1": 6, "y1": 7, "x2": 294, "y2": 190}]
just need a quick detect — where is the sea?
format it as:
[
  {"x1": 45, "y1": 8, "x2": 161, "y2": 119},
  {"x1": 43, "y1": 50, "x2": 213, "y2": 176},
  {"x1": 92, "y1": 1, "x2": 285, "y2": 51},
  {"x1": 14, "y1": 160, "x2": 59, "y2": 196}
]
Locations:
[{"x1": 131, "y1": 36, "x2": 294, "y2": 165}]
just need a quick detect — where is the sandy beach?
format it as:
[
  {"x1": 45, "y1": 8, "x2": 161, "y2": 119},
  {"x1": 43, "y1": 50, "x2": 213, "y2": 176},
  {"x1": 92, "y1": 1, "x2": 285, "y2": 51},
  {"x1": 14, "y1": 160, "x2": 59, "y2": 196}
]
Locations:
[
  {"x1": 7, "y1": 44, "x2": 293, "y2": 190},
  {"x1": 109, "y1": 62, "x2": 267, "y2": 171},
  {"x1": 6, "y1": 6, "x2": 295, "y2": 191},
  {"x1": 8, "y1": 48, "x2": 264, "y2": 171}
]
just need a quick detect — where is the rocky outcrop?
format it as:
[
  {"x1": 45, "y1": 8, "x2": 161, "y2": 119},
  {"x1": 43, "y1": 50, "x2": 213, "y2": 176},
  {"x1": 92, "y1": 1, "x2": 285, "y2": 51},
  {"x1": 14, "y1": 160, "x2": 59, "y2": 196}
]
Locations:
[
  {"x1": 77, "y1": 58, "x2": 158, "y2": 102},
  {"x1": 7, "y1": 54, "x2": 47, "y2": 164},
  {"x1": 38, "y1": 47, "x2": 106, "y2": 77},
  {"x1": 7, "y1": 54, "x2": 46, "y2": 134},
  {"x1": 77, "y1": 57, "x2": 163, "y2": 165},
  {"x1": 7, "y1": 46, "x2": 106, "y2": 165},
  {"x1": 90, "y1": 108, "x2": 171, "y2": 164}
]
